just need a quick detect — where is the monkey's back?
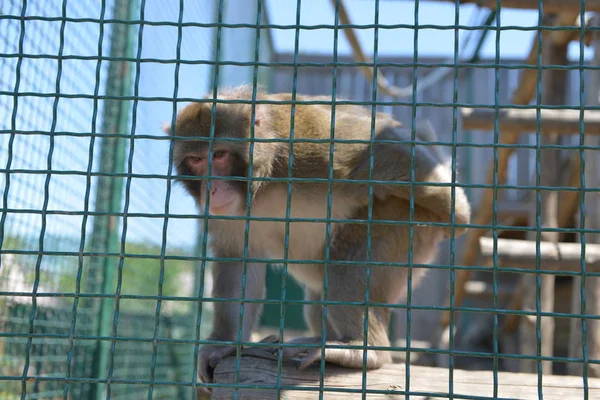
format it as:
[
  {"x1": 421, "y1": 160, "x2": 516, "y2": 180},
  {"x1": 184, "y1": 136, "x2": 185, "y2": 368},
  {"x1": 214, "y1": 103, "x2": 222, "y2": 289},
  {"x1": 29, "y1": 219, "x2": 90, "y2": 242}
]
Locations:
[{"x1": 261, "y1": 92, "x2": 402, "y2": 180}]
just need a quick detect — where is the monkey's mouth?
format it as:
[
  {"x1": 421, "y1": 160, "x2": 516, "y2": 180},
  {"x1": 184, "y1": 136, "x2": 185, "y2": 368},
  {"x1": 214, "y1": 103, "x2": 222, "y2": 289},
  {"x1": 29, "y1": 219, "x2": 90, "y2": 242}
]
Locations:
[{"x1": 206, "y1": 198, "x2": 235, "y2": 215}]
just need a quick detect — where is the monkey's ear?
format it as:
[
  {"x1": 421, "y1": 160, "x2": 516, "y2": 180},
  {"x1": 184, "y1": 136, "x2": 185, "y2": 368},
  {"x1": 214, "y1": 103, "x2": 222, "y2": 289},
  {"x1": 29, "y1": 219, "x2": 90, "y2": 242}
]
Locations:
[
  {"x1": 252, "y1": 105, "x2": 265, "y2": 128},
  {"x1": 162, "y1": 122, "x2": 172, "y2": 135}
]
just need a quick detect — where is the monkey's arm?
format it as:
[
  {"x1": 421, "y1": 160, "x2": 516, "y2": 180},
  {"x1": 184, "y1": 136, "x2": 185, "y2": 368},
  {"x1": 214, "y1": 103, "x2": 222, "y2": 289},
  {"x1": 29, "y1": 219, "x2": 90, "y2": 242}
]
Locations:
[{"x1": 199, "y1": 261, "x2": 267, "y2": 383}]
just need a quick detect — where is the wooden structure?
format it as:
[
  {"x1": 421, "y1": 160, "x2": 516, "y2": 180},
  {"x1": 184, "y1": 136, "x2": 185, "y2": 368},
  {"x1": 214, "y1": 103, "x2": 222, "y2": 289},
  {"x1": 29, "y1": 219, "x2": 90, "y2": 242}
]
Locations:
[
  {"x1": 568, "y1": 14, "x2": 600, "y2": 379},
  {"x1": 433, "y1": 1, "x2": 600, "y2": 377},
  {"x1": 210, "y1": 355, "x2": 600, "y2": 399}
]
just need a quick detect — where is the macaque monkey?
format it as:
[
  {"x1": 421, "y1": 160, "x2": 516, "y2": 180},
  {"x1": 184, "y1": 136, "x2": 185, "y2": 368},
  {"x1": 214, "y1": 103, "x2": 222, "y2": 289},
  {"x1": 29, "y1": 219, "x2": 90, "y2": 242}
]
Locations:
[{"x1": 166, "y1": 85, "x2": 471, "y2": 384}]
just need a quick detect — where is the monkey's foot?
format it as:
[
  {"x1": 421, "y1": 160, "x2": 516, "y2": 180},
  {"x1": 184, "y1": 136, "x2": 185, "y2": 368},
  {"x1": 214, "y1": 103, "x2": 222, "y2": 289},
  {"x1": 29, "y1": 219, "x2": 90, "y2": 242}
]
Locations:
[
  {"x1": 258, "y1": 335, "x2": 392, "y2": 370},
  {"x1": 199, "y1": 335, "x2": 280, "y2": 384},
  {"x1": 257, "y1": 336, "x2": 327, "y2": 370},
  {"x1": 285, "y1": 336, "x2": 329, "y2": 369}
]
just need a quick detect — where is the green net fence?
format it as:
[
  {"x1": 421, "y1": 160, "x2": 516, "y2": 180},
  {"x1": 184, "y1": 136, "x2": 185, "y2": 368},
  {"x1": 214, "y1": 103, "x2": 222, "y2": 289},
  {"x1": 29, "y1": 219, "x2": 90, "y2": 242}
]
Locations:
[
  {"x1": 0, "y1": 0, "x2": 215, "y2": 398},
  {"x1": 2, "y1": 0, "x2": 600, "y2": 399}
]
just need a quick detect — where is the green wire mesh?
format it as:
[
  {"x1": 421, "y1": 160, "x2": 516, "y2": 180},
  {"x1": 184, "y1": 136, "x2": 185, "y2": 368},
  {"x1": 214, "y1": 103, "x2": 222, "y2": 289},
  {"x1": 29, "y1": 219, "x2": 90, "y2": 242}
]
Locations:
[
  {"x1": 0, "y1": 0, "x2": 214, "y2": 398},
  {"x1": 1, "y1": 0, "x2": 599, "y2": 399}
]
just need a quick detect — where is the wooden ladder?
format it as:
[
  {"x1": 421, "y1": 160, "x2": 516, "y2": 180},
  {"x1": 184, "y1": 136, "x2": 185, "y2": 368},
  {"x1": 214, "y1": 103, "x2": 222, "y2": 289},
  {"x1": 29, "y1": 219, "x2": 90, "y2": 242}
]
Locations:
[{"x1": 433, "y1": 3, "x2": 600, "y2": 377}]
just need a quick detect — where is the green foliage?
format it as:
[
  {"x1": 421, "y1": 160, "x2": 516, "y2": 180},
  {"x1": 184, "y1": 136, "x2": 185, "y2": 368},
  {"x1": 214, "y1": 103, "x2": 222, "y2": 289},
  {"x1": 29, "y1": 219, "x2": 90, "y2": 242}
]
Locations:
[
  {"x1": 117, "y1": 241, "x2": 196, "y2": 315},
  {"x1": 0, "y1": 233, "x2": 196, "y2": 314}
]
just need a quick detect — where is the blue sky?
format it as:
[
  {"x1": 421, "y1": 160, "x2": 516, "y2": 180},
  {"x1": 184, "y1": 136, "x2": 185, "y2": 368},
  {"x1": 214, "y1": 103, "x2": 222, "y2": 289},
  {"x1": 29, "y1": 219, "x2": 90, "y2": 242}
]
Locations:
[
  {"x1": 265, "y1": 0, "x2": 593, "y2": 60},
  {"x1": 0, "y1": 0, "x2": 594, "y2": 254}
]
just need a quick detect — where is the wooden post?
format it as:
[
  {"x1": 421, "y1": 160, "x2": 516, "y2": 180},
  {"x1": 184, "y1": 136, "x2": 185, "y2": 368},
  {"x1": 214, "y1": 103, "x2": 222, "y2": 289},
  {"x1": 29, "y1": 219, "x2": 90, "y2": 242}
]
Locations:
[
  {"x1": 558, "y1": 154, "x2": 583, "y2": 240},
  {"x1": 568, "y1": 14, "x2": 600, "y2": 378},
  {"x1": 519, "y1": 13, "x2": 572, "y2": 374}
]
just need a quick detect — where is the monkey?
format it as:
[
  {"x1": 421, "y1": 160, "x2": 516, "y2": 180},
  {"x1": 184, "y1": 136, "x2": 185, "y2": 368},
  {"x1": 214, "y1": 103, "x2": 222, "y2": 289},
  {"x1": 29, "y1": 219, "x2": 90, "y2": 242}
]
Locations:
[{"x1": 165, "y1": 85, "x2": 471, "y2": 385}]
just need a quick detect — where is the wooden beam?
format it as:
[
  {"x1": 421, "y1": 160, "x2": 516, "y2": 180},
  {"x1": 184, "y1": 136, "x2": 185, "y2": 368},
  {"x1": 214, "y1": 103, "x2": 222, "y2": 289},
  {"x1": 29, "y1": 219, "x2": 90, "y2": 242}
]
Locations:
[
  {"x1": 442, "y1": 2, "x2": 594, "y2": 46},
  {"x1": 558, "y1": 153, "x2": 583, "y2": 239},
  {"x1": 479, "y1": 237, "x2": 600, "y2": 273},
  {"x1": 461, "y1": 108, "x2": 600, "y2": 135},
  {"x1": 332, "y1": 0, "x2": 401, "y2": 97},
  {"x1": 504, "y1": 279, "x2": 525, "y2": 332},
  {"x1": 210, "y1": 355, "x2": 600, "y2": 399},
  {"x1": 550, "y1": 12, "x2": 594, "y2": 46},
  {"x1": 440, "y1": 0, "x2": 600, "y2": 13}
]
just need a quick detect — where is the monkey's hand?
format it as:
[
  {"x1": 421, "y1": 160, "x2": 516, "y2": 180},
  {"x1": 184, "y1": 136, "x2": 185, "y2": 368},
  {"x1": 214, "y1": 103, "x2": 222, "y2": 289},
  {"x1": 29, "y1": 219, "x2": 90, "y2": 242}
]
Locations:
[{"x1": 198, "y1": 335, "x2": 280, "y2": 385}]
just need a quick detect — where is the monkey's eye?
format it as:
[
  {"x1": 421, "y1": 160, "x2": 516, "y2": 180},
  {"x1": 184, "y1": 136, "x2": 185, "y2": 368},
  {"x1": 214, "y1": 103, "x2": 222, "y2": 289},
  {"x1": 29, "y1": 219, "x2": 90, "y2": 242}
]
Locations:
[
  {"x1": 186, "y1": 155, "x2": 204, "y2": 165},
  {"x1": 212, "y1": 151, "x2": 226, "y2": 159}
]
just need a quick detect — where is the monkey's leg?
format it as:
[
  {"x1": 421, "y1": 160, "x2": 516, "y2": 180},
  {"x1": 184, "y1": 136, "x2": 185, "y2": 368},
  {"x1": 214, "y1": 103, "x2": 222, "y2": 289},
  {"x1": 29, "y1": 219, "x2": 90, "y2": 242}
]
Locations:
[
  {"x1": 264, "y1": 265, "x2": 393, "y2": 370},
  {"x1": 303, "y1": 288, "x2": 337, "y2": 335},
  {"x1": 253, "y1": 289, "x2": 337, "y2": 364},
  {"x1": 274, "y1": 303, "x2": 392, "y2": 369},
  {"x1": 199, "y1": 261, "x2": 267, "y2": 383},
  {"x1": 264, "y1": 289, "x2": 341, "y2": 365}
]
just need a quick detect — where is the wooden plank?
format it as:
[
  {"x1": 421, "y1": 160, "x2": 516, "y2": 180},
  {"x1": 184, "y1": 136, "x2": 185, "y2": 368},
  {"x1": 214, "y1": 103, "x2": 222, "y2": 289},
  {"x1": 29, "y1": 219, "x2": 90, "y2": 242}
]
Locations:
[
  {"x1": 461, "y1": 108, "x2": 600, "y2": 135},
  {"x1": 211, "y1": 356, "x2": 600, "y2": 399},
  {"x1": 479, "y1": 237, "x2": 600, "y2": 273},
  {"x1": 437, "y1": 0, "x2": 600, "y2": 13}
]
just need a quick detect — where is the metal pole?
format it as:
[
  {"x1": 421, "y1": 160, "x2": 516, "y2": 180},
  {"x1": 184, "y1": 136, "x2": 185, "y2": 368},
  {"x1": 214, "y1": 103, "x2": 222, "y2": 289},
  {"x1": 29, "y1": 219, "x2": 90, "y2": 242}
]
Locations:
[{"x1": 88, "y1": 0, "x2": 137, "y2": 398}]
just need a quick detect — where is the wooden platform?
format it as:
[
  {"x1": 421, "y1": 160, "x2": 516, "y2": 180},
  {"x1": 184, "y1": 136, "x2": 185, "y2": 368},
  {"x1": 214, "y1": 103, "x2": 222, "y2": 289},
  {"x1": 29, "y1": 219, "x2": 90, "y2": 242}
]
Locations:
[{"x1": 210, "y1": 356, "x2": 600, "y2": 399}]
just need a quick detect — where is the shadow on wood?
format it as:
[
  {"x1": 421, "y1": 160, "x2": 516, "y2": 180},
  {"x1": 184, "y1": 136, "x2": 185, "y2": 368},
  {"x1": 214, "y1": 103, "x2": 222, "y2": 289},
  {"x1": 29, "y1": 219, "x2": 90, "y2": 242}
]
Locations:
[{"x1": 210, "y1": 355, "x2": 600, "y2": 399}]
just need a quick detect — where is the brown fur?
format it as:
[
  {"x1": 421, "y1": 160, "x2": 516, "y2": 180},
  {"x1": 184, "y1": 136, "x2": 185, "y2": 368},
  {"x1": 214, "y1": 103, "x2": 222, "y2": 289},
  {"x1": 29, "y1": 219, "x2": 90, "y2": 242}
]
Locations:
[{"x1": 167, "y1": 85, "x2": 471, "y2": 383}]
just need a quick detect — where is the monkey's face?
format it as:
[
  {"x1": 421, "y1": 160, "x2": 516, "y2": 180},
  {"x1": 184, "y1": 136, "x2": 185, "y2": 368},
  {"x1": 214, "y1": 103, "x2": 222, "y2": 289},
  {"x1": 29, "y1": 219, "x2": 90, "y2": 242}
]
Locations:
[
  {"x1": 166, "y1": 101, "x2": 254, "y2": 216},
  {"x1": 179, "y1": 145, "x2": 248, "y2": 216}
]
